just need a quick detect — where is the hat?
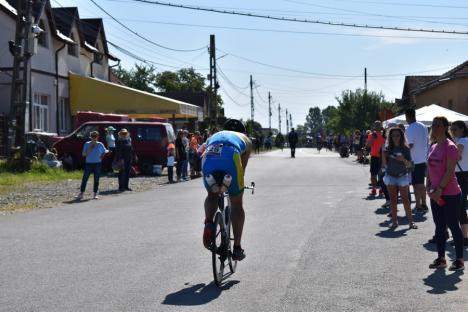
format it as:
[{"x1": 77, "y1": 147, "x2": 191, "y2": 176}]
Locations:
[
  {"x1": 106, "y1": 126, "x2": 116, "y2": 131},
  {"x1": 167, "y1": 143, "x2": 175, "y2": 150},
  {"x1": 119, "y1": 128, "x2": 128, "y2": 135}
]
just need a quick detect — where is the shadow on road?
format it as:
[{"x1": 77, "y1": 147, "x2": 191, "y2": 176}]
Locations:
[
  {"x1": 162, "y1": 280, "x2": 239, "y2": 306},
  {"x1": 423, "y1": 270, "x2": 464, "y2": 294},
  {"x1": 375, "y1": 226, "x2": 409, "y2": 238}
]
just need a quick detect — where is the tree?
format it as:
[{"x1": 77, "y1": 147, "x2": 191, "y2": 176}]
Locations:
[
  {"x1": 321, "y1": 105, "x2": 339, "y2": 133},
  {"x1": 155, "y1": 67, "x2": 206, "y2": 93},
  {"x1": 305, "y1": 106, "x2": 323, "y2": 135},
  {"x1": 244, "y1": 119, "x2": 262, "y2": 136},
  {"x1": 113, "y1": 64, "x2": 157, "y2": 93},
  {"x1": 331, "y1": 89, "x2": 395, "y2": 135}
]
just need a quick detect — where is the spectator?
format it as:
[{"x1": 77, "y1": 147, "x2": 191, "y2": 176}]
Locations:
[
  {"x1": 366, "y1": 121, "x2": 385, "y2": 197},
  {"x1": 405, "y1": 108, "x2": 429, "y2": 213},
  {"x1": 76, "y1": 131, "x2": 108, "y2": 200},
  {"x1": 115, "y1": 128, "x2": 135, "y2": 192},
  {"x1": 427, "y1": 116, "x2": 464, "y2": 271},
  {"x1": 450, "y1": 120, "x2": 468, "y2": 245},
  {"x1": 352, "y1": 130, "x2": 361, "y2": 156},
  {"x1": 183, "y1": 130, "x2": 190, "y2": 180},
  {"x1": 190, "y1": 131, "x2": 201, "y2": 178},
  {"x1": 288, "y1": 128, "x2": 299, "y2": 158},
  {"x1": 43, "y1": 148, "x2": 62, "y2": 168},
  {"x1": 105, "y1": 126, "x2": 116, "y2": 152},
  {"x1": 382, "y1": 127, "x2": 417, "y2": 229},
  {"x1": 167, "y1": 143, "x2": 175, "y2": 183},
  {"x1": 175, "y1": 130, "x2": 188, "y2": 182}
]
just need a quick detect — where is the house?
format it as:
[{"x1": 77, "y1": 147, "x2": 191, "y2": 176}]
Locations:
[
  {"x1": 0, "y1": 0, "x2": 202, "y2": 144},
  {"x1": 0, "y1": 0, "x2": 118, "y2": 135},
  {"x1": 398, "y1": 61, "x2": 468, "y2": 115}
]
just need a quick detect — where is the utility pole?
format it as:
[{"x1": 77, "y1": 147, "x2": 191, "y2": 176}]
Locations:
[
  {"x1": 250, "y1": 75, "x2": 254, "y2": 130},
  {"x1": 8, "y1": 0, "x2": 33, "y2": 162},
  {"x1": 286, "y1": 109, "x2": 289, "y2": 134},
  {"x1": 364, "y1": 67, "x2": 368, "y2": 92},
  {"x1": 208, "y1": 34, "x2": 218, "y2": 123},
  {"x1": 268, "y1": 91, "x2": 272, "y2": 132},
  {"x1": 278, "y1": 103, "x2": 281, "y2": 134},
  {"x1": 289, "y1": 114, "x2": 292, "y2": 129}
]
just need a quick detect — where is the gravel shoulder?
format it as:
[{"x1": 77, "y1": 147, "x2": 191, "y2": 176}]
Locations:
[{"x1": 0, "y1": 173, "x2": 174, "y2": 214}]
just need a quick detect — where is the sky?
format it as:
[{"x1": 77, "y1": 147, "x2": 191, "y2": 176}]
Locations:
[{"x1": 53, "y1": 0, "x2": 468, "y2": 131}]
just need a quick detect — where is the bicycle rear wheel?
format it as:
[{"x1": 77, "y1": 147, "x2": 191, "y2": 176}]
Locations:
[
  {"x1": 212, "y1": 211, "x2": 227, "y2": 287},
  {"x1": 226, "y1": 205, "x2": 237, "y2": 273}
]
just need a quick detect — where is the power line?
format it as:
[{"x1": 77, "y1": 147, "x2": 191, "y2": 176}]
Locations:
[
  {"x1": 216, "y1": 49, "x2": 454, "y2": 78},
  {"x1": 219, "y1": 86, "x2": 250, "y2": 107},
  {"x1": 129, "y1": 0, "x2": 468, "y2": 35},
  {"x1": 316, "y1": 0, "x2": 468, "y2": 10},
  {"x1": 102, "y1": 18, "x2": 468, "y2": 41},
  {"x1": 283, "y1": 0, "x2": 468, "y2": 27},
  {"x1": 88, "y1": 0, "x2": 208, "y2": 52}
]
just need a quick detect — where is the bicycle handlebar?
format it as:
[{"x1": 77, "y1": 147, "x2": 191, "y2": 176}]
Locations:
[{"x1": 244, "y1": 182, "x2": 255, "y2": 195}]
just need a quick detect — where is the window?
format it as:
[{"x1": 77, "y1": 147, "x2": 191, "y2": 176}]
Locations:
[
  {"x1": 59, "y1": 97, "x2": 71, "y2": 133},
  {"x1": 137, "y1": 127, "x2": 161, "y2": 141},
  {"x1": 33, "y1": 94, "x2": 49, "y2": 131},
  {"x1": 75, "y1": 125, "x2": 99, "y2": 140},
  {"x1": 67, "y1": 34, "x2": 77, "y2": 57},
  {"x1": 37, "y1": 20, "x2": 47, "y2": 48}
]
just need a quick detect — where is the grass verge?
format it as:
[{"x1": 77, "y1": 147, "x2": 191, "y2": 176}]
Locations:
[{"x1": 0, "y1": 160, "x2": 82, "y2": 194}]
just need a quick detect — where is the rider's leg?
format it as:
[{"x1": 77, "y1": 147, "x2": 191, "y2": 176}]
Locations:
[
  {"x1": 204, "y1": 192, "x2": 218, "y2": 222},
  {"x1": 230, "y1": 194, "x2": 245, "y2": 247}
]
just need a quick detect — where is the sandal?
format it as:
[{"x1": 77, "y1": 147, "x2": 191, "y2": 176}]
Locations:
[
  {"x1": 409, "y1": 222, "x2": 418, "y2": 229},
  {"x1": 389, "y1": 222, "x2": 398, "y2": 229}
]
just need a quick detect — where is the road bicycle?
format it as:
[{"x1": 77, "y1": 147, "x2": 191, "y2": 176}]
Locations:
[{"x1": 210, "y1": 181, "x2": 255, "y2": 287}]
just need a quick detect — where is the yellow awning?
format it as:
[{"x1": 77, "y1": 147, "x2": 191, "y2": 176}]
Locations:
[{"x1": 69, "y1": 73, "x2": 203, "y2": 119}]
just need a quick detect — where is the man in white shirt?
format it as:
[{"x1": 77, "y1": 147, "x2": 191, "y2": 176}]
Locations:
[{"x1": 405, "y1": 108, "x2": 429, "y2": 213}]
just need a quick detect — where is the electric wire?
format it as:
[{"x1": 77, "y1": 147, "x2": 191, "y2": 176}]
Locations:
[
  {"x1": 104, "y1": 18, "x2": 468, "y2": 41},
  {"x1": 129, "y1": 0, "x2": 468, "y2": 35},
  {"x1": 88, "y1": 0, "x2": 208, "y2": 52}
]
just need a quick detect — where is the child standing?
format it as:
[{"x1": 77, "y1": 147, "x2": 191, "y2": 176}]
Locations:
[{"x1": 167, "y1": 143, "x2": 175, "y2": 183}]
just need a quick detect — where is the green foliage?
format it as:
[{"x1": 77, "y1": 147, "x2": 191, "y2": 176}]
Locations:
[
  {"x1": 113, "y1": 64, "x2": 157, "y2": 93},
  {"x1": 308, "y1": 89, "x2": 396, "y2": 135},
  {"x1": 155, "y1": 67, "x2": 206, "y2": 93},
  {"x1": 244, "y1": 119, "x2": 263, "y2": 136},
  {"x1": 295, "y1": 124, "x2": 308, "y2": 145},
  {"x1": 305, "y1": 107, "x2": 323, "y2": 135},
  {"x1": 0, "y1": 160, "x2": 81, "y2": 191}
]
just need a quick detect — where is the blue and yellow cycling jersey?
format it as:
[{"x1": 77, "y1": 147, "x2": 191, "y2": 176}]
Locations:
[{"x1": 202, "y1": 131, "x2": 247, "y2": 196}]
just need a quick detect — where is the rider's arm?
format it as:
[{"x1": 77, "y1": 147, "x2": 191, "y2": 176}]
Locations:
[{"x1": 241, "y1": 136, "x2": 252, "y2": 171}]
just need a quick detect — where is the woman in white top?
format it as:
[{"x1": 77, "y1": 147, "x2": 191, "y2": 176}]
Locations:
[{"x1": 451, "y1": 120, "x2": 468, "y2": 245}]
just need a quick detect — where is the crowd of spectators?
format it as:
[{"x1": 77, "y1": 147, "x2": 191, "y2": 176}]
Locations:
[{"x1": 353, "y1": 109, "x2": 467, "y2": 271}]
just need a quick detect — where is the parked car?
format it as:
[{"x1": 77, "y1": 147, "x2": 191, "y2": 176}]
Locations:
[{"x1": 53, "y1": 121, "x2": 175, "y2": 174}]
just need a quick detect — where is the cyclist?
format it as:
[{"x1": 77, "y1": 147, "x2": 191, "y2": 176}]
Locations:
[{"x1": 201, "y1": 119, "x2": 252, "y2": 261}]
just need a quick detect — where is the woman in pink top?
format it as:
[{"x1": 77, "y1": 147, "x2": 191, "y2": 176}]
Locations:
[{"x1": 426, "y1": 116, "x2": 464, "y2": 271}]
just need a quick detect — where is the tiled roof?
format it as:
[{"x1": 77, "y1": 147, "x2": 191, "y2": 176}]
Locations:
[
  {"x1": 52, "y1": 7, "x2": 78, "y2": 37},
  {"x1": 402, "y1": 76, "x2": 438, "y2": 97},
  {"x1": 412, "y1": 60, "x2": 468, "y2": 95},
  {"x1": 80, "y1": 18, "x2": 102, "y2": 46}
]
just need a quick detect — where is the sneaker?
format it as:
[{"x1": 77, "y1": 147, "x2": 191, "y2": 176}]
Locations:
[
  {"x1": 421, "y1": 204, "x2": 429, "y2": 211},
  {"x1": 449, "y1": 260, "x2": 465, "y2": 271},
  {"x1": 414, "y1": 206, "x2": 425, "y2": 213},
  {"x1": 429, "y1": 258, "x2": 447, "y2": 269},
  {"x1": 93, "y1": 192, "x2": 99, "y2": 199},
  {"x1": 75, "y1": 192, "x2": 84, "y2": 200},
  {"x1": 428, "y1": 232, "x2": 450, "y2": 244},
  {"x1": 232, "y1": 246, "x2": 246, "y2": 261},
  {"x1": 203, "y1": 221, "x2": 215, "y2": 249},
  {"x1": 125, "y1": 188, "x2": 132, "y2": 191}
]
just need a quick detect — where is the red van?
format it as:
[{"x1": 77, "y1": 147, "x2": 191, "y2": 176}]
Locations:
[{"x1": 53, "y1": 121, "x2": 175, "y2": 174}]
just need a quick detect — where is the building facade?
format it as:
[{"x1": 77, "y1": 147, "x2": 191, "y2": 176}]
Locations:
[{"x1": 0, "y1": 0, "x2": 118, "y2": 135}]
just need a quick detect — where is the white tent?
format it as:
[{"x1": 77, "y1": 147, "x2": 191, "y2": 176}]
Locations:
[{"x1": 384, "y1": 104, "x2": 468, "y2": 127}]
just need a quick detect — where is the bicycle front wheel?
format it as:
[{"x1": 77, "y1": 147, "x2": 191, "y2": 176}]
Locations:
[{"x1": 212, "y1": 212, "x2": 227, "y2": 287}]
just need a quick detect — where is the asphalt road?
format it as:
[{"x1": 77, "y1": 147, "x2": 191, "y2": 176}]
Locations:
[{"x1": 1, "y1": 148, "x2": 467, "y2": 312}]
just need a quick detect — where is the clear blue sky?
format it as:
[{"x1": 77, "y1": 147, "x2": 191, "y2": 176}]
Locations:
[{"x1": 54, "y1": 0, "x2": 468, "y2": 131}]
